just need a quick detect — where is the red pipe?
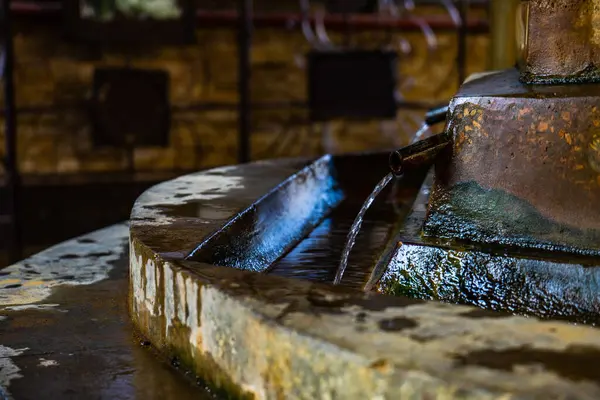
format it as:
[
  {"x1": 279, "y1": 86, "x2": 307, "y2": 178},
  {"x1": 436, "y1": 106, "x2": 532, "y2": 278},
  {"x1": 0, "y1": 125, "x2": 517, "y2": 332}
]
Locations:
[
  {"x1": 196, "y1": 10, "x2": 488, "y2": 32},
  {"x1": 9, "y1": 1, "x2": 489, "y2": 33},
  {"x1": 11, "y1": 1, "x2": 61, "y2": 14}
]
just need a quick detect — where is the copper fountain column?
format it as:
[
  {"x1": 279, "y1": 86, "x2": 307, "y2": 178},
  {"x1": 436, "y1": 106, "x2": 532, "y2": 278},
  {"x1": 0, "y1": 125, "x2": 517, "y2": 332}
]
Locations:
[{"x1": 422, "y1": 0, "x2": 600, "y2": 256}]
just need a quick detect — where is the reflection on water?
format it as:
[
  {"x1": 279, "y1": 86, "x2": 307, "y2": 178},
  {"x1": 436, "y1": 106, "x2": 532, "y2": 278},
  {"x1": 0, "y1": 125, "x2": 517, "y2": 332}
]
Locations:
[
  {"x1": 267, "y1": 177, "x2": 422, "y2": 290},
  {"x1": 267, "y1": 207, "x2": 392, "y2": 289}
]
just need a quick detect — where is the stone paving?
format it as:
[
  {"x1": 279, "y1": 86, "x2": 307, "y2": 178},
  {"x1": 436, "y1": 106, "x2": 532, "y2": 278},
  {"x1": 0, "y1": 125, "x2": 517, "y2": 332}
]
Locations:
[{"x1": 0, "y1": 224, "x2": 210, "y2": 399}]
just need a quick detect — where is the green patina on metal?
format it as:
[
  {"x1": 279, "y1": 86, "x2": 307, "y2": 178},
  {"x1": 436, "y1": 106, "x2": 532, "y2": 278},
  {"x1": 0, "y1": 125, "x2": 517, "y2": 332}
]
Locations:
[
  {"x1": 423, "y1": 181, "x2": 600, "y2": 257},
  {"x1": 424, "y1": 71, "x2": 600, "y2": 256}
]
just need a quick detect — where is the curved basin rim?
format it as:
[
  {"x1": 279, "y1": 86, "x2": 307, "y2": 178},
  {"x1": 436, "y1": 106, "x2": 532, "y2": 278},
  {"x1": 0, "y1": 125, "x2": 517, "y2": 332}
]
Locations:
[{"x1": 129, "y1": 155, "x2": 600, "y2": 399}]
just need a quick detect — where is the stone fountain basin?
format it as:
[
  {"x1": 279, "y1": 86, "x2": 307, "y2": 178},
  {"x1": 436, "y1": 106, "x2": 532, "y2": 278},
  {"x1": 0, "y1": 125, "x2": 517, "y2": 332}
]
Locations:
[{"x1": 130, "y1": 152, "x2": 600, "y2": 399}]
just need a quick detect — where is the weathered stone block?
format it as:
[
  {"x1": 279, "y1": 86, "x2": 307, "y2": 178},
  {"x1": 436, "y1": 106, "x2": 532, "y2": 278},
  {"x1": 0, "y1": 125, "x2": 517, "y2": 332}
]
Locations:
[
  {"x1": 135, "y1": 147, "x2": 176, "y2": 171},
  {"x1": 0, "y1": 17, "x2": 489, "y2": 176}
]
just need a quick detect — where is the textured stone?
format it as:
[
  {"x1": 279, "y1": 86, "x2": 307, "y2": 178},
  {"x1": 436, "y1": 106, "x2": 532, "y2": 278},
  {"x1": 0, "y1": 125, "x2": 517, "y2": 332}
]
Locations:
[
  {"x1": 129, "y1": 155, "x2": 600, "y2": 399},
  {"x1": 0, "y1": 13, "x2": 489, "y2": 177}
]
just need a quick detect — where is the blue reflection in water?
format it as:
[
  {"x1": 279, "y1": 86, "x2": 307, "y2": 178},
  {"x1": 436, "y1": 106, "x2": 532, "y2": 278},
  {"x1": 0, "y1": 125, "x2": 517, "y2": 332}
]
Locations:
[
  {"x1": 268, "y1": 203, "x2": 394, "y2": 288},
  {"x1": 197, "y1": 156, "x2": 345, "y2": 273}
]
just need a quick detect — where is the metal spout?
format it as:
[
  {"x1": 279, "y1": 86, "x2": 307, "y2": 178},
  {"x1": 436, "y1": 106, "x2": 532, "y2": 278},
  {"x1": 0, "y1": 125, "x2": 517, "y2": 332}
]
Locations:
[{"x1": 389, "y1": 131, "x2": 451, "y2": 176}]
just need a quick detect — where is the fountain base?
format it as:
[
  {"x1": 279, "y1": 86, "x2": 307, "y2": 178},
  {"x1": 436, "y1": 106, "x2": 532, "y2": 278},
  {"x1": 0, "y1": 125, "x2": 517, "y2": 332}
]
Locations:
[
  {"x1": 424, "y1": 68, "x2": 600, "y2": 257},
  {"x1": 127, "y1": 153, "x2": 600, "y2": 398},
  {"x1": 370, "y1": 174, "x2": 600, "y2": 325}
]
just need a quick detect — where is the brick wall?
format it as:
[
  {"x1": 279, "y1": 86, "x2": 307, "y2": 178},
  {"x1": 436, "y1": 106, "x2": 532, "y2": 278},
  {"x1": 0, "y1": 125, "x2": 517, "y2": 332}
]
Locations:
[{"x1": 0, "y1": 11, "x2": 489, "y2": 176}]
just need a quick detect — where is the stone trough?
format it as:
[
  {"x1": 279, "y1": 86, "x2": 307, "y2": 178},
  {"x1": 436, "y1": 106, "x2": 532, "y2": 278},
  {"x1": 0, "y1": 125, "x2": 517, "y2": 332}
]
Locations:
[{"x1": 128, "y1": 151, "x2": 600, "y2": 399}]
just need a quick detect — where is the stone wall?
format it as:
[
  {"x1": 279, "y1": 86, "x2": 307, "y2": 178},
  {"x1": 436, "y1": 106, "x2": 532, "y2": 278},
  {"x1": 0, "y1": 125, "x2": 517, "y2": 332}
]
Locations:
[{"x1": 0, "y1": 10, "x2": 489, "y2": 176}]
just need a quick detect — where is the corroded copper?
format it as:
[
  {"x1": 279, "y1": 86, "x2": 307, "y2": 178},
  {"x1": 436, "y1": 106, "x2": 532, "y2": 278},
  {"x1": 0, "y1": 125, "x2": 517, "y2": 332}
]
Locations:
[
  {"x1": 389, "y1": 131, "x2": 451, "y2": 176},
  {"x1": 424, "y1": 69, "x2": 600, "y2": 256},
  {"x1": 520, "y1": 0, "x2": 600, "y2": 84}
]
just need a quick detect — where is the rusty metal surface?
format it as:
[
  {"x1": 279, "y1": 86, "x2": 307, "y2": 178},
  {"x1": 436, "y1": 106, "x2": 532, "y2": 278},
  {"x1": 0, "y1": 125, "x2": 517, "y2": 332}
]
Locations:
[
  {"x1": 0, "y1": 225, "x2": 210, "y2": 399},
  {"x1": 520, "y1": 0, "x2": 600, "y2": 84},
  {"x1": 424, "y1": 68, "x2": 600, "y2": 256},
  {"x1": 389, "y1": 132, "x2": 451, "y2": 176}
]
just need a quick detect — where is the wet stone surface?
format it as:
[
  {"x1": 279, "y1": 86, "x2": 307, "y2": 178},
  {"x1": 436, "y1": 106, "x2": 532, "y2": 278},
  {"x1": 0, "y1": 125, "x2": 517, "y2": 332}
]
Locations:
[
  {"x1": 9, "y1": 151, "x2": 600, "y2": 399},
  {"x1": 127, "y1": 153, "x2": 600, "y2": 399},
  {"x1": 0, "y1": 226, "x2": 212, "y2": 400},
  {"x1": 267, "y1": 165, "x2": 426, "y2": 289},
  {"x1": 376, "y1": 178, "x2": 600, "y2": 326}
]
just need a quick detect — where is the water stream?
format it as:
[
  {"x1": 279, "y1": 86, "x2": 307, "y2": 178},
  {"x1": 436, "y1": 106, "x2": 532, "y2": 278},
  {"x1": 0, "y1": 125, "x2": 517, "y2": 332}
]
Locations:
[
  {"x1": 333, "y1": 173, "x2": 393, "y2": 285},
  {"x1": 333, "y1": 122, "x2": 432, "y2": 285},
  {"x1": 267, "y1": 165, "x2": 425, "y2": 288},
  {"x1": 411, "y1": 122, "x2": 431, "y2": 144}
]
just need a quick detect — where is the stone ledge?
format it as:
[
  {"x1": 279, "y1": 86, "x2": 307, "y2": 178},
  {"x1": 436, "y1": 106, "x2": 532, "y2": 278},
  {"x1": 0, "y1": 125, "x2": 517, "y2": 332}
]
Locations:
[{"x1": 130, "y1": 154, "x2": 600, "y2": 399}]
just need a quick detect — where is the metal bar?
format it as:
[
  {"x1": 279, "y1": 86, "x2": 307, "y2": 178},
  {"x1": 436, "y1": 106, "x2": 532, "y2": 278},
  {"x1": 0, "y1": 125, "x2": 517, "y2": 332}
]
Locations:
[
  {"x1": 197, "y1": 10, "x2": 489, "y2": 33},
  {"x1": 489, "y1": 0, "x2": 519, "y2": 70},
  {"x1": 424, "y1": 105, "x2": 449, "y2": 125},
  {"x1": 237, "y1": 0, "x2": 252, "y2": 164},
  {"x1": 389, "y1": 131, "x2": 451, "y2": 176},
  {"x1": 342, "y1": 8, "x2": 351, "y2": 47},
  {"x1": 456, "y1": 0, "x2": 469, "y2": 85},
  {"x1": 9, "y1": 0, "x2": 492, "y2": 14},
  {"x1": 5, "y1": 1, "x2": 490, "y2": 33},
  {"x1": 2, "y1": 0, "x2": 22, "y2": 263},
  {"x1": 9, "y1": 0, "x2": 62, "y2": 14}
]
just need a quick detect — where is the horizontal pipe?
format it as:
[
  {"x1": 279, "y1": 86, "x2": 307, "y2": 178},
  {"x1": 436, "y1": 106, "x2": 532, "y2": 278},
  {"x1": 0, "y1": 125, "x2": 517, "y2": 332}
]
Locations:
[
  {"x1": 9, "y1": 1, "x2": 489, "y2": 33},
  {"x1": 195, "y1": 10, "x2": 489, "y2": 32},
  {"x1": 389, "y1": 131, "x2": 451, "y2": 176},
  {"x1": 10, "y1": 0, "x2": 61, "y2": 13}
]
